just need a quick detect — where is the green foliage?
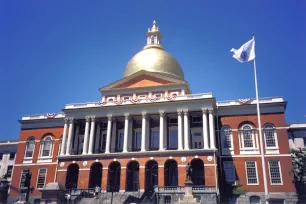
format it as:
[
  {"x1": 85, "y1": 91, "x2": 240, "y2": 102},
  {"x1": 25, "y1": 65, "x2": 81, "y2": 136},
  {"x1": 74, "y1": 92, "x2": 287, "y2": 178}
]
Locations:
[
  {"x1": 232, "y1": 181, "x2": 247, "y2": 195},
  {"x1": 291, "y1": 148, "x2": 306, "y2": 196}
]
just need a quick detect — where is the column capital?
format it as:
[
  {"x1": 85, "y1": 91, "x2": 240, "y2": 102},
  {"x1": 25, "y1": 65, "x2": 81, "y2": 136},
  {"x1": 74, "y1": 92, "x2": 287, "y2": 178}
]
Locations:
[
  {"x1": 85, "y1": 116, "x2": 91, "y2": 122},
  {"x1": 68, "y1": 117, "x2": 74, "y2": 123},
  {"x1": 90, "y1": 116, "x2": 96, "y2": 121},
  {"x1": 183, "y1": 109, "x2": 188, "y2": 116},
  {"x1": 107, "y1": 115, "x2": 112, "y2": 121},
  {"x1": 177, "y1": 109, "x2": 183, "y2": 115},
  {"x1": 141, "y1": 112, "x2": 147, "y2": 118},
  {"x1": 159, "y1": 111, "x2": 165, "y2": 117},
  {"x1": 124, "y1": 113, "x2": 130, "y2": 119},
  {"x1": 64, "y1": 118, "x2": 70, "y2": 123},
  {"x1": 208, "y1": 109, "x2": 215, "y2": 114},
  {"x1": 201, "y1": 108, "x2": 208, "y2": 114}
]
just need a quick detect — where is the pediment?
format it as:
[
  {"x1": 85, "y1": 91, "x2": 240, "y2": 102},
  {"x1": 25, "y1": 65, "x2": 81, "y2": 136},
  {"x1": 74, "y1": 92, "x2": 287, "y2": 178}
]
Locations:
[{"x1": 101, "y1": 70, "x2": 186, "y2": 91}]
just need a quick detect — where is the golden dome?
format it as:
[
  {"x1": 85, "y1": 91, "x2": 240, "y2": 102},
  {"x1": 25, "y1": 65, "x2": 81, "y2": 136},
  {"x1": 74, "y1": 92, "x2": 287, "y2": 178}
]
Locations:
[{"x1": 123, "y1": 21, "x2": 184, "y2": 80}]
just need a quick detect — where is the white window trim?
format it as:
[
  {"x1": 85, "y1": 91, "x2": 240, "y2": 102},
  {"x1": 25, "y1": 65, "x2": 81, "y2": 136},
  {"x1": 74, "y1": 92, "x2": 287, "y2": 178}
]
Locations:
[
  {"x1": 263, "y1": 124, "x2": 279, "y2": 153},
  {"x1": 38, "y1": 136, "x2": 54, "y2": 163},
  {"x1": 268, "y1": 160, "x2": 283, "y2": 185},
  {"x1": 245, "y1": 161, "x2": 259, "y2": 185},
  {"x1": 239, "y1": 125, "x2": 260, "y2": 154},
  {"x1": 24, "y1": 138, "x2": 35, "y2": 160},
  {"x1": 191, "y1": 127, "x2": 203, "y2": 149},
  {"x1": 221, "y1": 126, "x2": 234, "y2": 152},
  {"x1": 36, "y1": 168, "x2": 47, "y2": 189},
  {"x1": 138, "y1": 95, "x2": 147, "y2": 99},
  {"x1": 107, "y1": 97, "x2": 115, "y2": 102}
]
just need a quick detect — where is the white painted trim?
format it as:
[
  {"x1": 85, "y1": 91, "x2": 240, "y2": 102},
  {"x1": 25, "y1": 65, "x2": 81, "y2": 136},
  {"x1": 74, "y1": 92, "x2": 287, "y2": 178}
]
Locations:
[
  {"x1": 158, "y1": 165, "x2": 164, "y2": 168},
  {"x1": 245, "y1": 161, "x2": 259, "y2": 185},
  {"x1": 221, "y1": 154, "x2": 291, "y2": 158},
  {"x1": 14, "y1": 162, "x2": 57, "y2": 167},
  {"x1": 57, "y1": 169, "x2": 67, "y2": 172},
  {"x1": 79, "y1": 168, "x2": 90, "y2": 171},
  {"x1": 204, "y1": 164, "x2": 217, "y2": 167},
  {"x1": 178, "y1": 164, "x2": 186, "y2": 167},
  {"x1": 265, "y1": 154, "x2": 291, "y2": 157}
]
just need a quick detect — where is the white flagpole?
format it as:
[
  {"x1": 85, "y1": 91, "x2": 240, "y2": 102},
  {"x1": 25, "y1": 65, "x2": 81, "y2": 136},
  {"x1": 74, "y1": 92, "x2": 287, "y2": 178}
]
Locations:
[{"x1": 252, "y1": 33, "x2": 269, "y2": 198}]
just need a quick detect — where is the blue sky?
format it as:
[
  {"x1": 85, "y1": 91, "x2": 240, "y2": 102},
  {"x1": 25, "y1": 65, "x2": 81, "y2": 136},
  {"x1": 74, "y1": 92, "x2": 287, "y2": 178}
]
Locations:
[{"x1": 1, "y1": 1, "x2": 305, "y2": 140}]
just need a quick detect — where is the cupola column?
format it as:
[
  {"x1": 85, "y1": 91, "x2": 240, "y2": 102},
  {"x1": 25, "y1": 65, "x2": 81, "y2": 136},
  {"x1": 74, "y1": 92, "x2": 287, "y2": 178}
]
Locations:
[
  {"x1": 177, "y1": 110, "x2": 183, "y2": 150},
  {"x1": 65, "y1": 118, "x2": 74, "y2": 155},
  {"x1": 60, "y1": 118, "x2": 69, "y2": 156},
  {"x1": 208, "y1": 109, "x2": 216, "y2": 149},
  {"x1": 105, "y1": 115, "x2": 112, "y2": 154},
  {"x1": 88, "y1": 117, "x2": 96, "y2": 154},
  {"x1": 141, "y1": 113, "x2": 147, "y2": 152},
  {"x1": 202, "y1": 109, "x2": 209, "y2": 150},
  {"x1": 123, "y1": 114, "x2": 129, "y2": 153}
]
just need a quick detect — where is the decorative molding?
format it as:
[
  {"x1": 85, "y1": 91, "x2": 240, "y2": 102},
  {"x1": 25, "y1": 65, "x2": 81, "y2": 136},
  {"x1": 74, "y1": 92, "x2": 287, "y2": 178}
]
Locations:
[
  {"x1": 181, "y1": 157, "x2": 187, "y2": 162},
  {"x1": 107, "y1": 115, "x2": 112, "y2": 121},
  {"x1": 64, "y1": 118, "x2": 70, "y2": 123},
  {"x1": 124, "y1": 114, "x2": 129, "y2": 119},
  {"x1": 159, "y1": 111, "x2": 164, "y2": 117},
  {"x1": 60, "y1": 162, "x2": 65, "y2": 167},
  {"x1": 90, "y1": 116, "x2": 96, "y2": 121},
  {"x1": 85, "y1": 116, "x2": 91, "y2": 122},
  {"x1": 207, "y1": 156, "x2": 213, "y2": 161},
  {"x1": 83, "y1": 161, "x2": 88, "y2": 167},
  {"x1": 177, "y1": 110, "x2": 182, "y2": 115},
  {"x1": 208, "y1": 109, "x2": 214, "y2": 114},
  {"x1": 183, "y1": 110, "x2": 188, "y2": 116}
]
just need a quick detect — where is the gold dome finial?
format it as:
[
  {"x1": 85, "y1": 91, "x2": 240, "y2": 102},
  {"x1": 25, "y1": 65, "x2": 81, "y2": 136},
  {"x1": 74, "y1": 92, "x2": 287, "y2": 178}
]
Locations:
[{"x1": 150, "y1": 20, "x2": 158, "y2": 32}]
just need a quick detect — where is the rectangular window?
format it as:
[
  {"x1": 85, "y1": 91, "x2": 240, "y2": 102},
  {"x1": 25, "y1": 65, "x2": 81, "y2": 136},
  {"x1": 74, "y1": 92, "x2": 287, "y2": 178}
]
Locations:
[
  {"x1": 269, "y1": 161, "x2": 282, "y2": 184},
  {"x1": 151, "y1": 130, "x2": 159, "y2": 149},
  {"x1": 243, "y1": 130, "x2": 254, "y2": 148},
  {"x1": 192, "y1": 116, "x2": 202, "y2": 124},
  {"x1": 194, "y1": 132, "x2": 202, "y2": 137},
  {"x1": 169, "y1": 118, "x2": 178, "y2": 125},
  {"x1": 223, "y1": 129, "x2": 232, "y2": 149},
  {"x1": 9, "y1": 153, "x2": 15, "y2": 160},
  {"x1": 25, "y1": 142, "x2": 35, "y2": 158},
  {"x1": 36, "y1": 168, "x2": 47, "y2": 189},
  {"x1": 20, "y1": 169, "x2": 30, "y2": 188},
  {"x1": 169, "y1": 129, "x2": 178, "y2": 149},
  {"x1": 123, "y1": 96, "x2": 130, "y2": 101},
  {"x1": 223, "y1": 161, "x2": 236, "y2": 183},
  {"x1": 194, "y1": 142, "x2": 197, "y2": 148},
  {"x1": 7, "y1": 166, "x2": 13, "y2": 178},
  {"x1": 133, "y1": 131, "x2": 142, "y2": 150},
  {"x1": 246, "y1": 161, "x2": 258, "y2": 184},
  {"x1": 117, "y1": 132, "x2": 124, "y2": 151}
]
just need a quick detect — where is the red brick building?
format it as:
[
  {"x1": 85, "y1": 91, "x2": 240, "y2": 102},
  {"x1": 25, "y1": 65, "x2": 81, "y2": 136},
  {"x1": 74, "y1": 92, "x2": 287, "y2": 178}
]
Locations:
[{"x1": 8, "y1": 21, "x2": 297, "y2": 204}]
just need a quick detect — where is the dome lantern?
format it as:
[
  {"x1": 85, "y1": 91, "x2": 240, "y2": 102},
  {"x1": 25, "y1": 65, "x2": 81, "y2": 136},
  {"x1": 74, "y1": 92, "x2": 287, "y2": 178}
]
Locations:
[{"x1": 123, "y1": 21, "x2": 184, "y2": 80}]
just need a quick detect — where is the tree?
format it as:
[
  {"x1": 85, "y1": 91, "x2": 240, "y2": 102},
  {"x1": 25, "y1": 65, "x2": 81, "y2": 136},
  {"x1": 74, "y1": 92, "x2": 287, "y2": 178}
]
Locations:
[{"x1": 291, "y1": 148, "x2": 306, "y2": 198}]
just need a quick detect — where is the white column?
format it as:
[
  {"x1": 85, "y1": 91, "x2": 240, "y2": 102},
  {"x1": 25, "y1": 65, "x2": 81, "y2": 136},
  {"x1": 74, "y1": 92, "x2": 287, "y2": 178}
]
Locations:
[
  {"x1": 123, "y1": 114, "x2": 129, "y2": 152},
  {"x1": 141, "y1": 112, "x2": 147, "y2": 152},
  {"x1": 65, "y1": 118, "x2": 74, "y2": 155},
  {"x1": 183, "y1": 110, "x2": 190, "y2": 150},
  {"x1": 209, "y1": 109, "x2": 216, "y2": 149},
  {"x1": 88, "y1": 117, "x2": 96, "y2": 154},
  {"x1": 82, "y1": 117, "x2": 91, "y2": 155},
  {"x1": 105, "y1": 116, "x2": 112, "y2": 153},
  {"x1": 60, "y1": 118, "x2": 69, "y2": 155},
  {"x1": 159, "y1": 111, "x2": 164, "y2": 151},
  {"x1": 177, "y1": 110, "x2": 183, "y2": 150},
  {"x1": 202, "y1": 109, "x2": 209, "y2": 150}
]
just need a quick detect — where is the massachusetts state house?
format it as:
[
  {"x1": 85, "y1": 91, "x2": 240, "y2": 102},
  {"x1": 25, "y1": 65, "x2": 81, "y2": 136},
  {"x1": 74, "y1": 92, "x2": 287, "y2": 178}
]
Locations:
[{"x1": 9, "y1": 21, "x2": 297, "y2": 204}]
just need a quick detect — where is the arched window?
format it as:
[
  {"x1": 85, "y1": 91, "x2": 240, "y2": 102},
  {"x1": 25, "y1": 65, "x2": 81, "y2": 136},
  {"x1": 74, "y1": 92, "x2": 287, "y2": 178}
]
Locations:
[
  {"x1": 221, "y1": 126, "x2": 233, "y2": 150},
  {"x1": 126, "y1": 161, "x2": 139, "y2": 191},
  {"x1": 191, "y1": 159, "x2": 205, "y2": 185},
  {"x1": 145, "y1": 160, "x2": 158, "y2": 190},
  {"x1": 264, "y1": 124, "x2": 278, "y2": 148},
  {"x1": 39, "y1": 136, "x2": 53, "y2": 157},
  {"x1": 88, "y1": 163, "x2": 102, "y2": 188},
  {"x1": 24, "y1": 137, "x2": 35, "y2": 158},
  {"x1": 164, "y1": 160, "x2": 178, "y2": 186},
  {"x1": 107, "y1": 162, "x2": 121, "y2": 192},
  {"x1": 65, "y1": 164, "x2": 79, "y2": 189},
  {"x1": 242, "y1": 125, "x2": 255, "y2": 148},
  {"x1": 250, "y1": 196, "x2": 260, "y2": 204}
]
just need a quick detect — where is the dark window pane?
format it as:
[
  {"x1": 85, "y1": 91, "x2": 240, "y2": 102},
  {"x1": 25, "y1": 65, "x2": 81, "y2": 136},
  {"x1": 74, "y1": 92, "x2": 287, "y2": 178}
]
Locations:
[
  {"x1": 151, "y1": 130, "x2": 159, "y2": 149},
  {"x1": 169, "y1": 130, "x2": 178, "y2": 149}
]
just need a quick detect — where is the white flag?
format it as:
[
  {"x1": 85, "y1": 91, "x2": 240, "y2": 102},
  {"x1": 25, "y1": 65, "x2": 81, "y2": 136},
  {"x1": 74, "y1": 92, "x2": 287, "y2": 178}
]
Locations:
[{"x1": 230, "y1": 39, "x2": 255, "y2": 63}]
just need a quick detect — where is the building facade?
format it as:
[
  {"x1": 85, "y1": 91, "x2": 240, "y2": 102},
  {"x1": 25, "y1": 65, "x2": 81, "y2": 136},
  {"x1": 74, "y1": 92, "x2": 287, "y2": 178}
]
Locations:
[
  {"x1": 288, "y1": 123, "x2": 306, "y2": 149},
  {"x1": 9, "y1": 21, "x2": 297, "y2": 204}
]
